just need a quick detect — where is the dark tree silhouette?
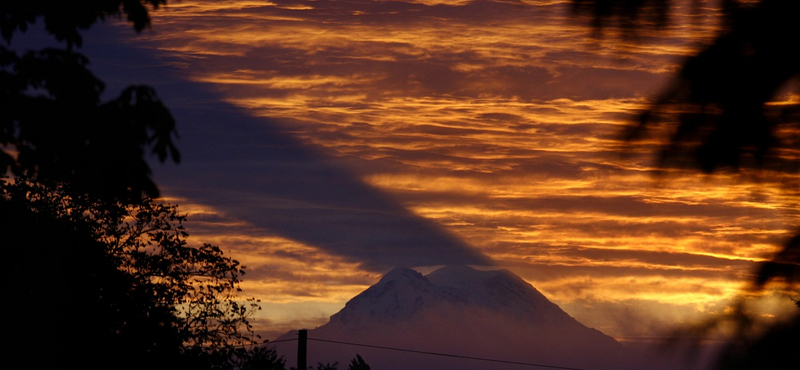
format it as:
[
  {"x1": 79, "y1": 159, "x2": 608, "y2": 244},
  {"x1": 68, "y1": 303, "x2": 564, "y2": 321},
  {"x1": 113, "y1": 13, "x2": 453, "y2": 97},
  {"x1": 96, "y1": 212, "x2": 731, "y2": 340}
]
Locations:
[
  {"x1": 1, "y1": 1, "x2": 167, "y2": 49},
  {"x1": 347, "y1": 354, "x2": 372, "y2": 370},
  {"x1": 573, "y1": 0, "x2": 799, "y2": 174},
  {"x1": 571, "y1": 1, "x2": 799, "y2": 369},
  {"x1": 237, "y1": 345, "x2": 288, "y2": 370},
  {"x1": 314, "y1": 362, "x2": 340, "y2": 370},
  {"x1": 1, "y1": 179, "x2": 272, "y2": 370},
  {"x1": 0, "y1": 3, "x2": 289, "y2": 369},
  {"x1": 1, "y1": 0, "x2": 178, "y2": 203}
]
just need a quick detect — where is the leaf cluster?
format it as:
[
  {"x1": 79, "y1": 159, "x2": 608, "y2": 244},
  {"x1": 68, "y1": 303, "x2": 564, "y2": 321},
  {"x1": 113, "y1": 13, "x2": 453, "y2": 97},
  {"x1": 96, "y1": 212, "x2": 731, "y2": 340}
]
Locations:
[
  {"x1": 1, "y1": 178, "x2": 270, "y2": 370},
  {"x1": 574, "y1": 0, "x2": 800, "y2": 174},
  {"x1": 0, "y1": 2, "x2": 280, "y2": 369},
  {"x1": 314, "y1": 362, "x2": 339, "y2": 370},
  {"x1": 1, "y1": 0, "x2": 167, "y2": 48},
  {"x1": 571, "y1": 1, "x2": 800, "y2": 369},
  {"x1": 0, "y1": 0, "x2": 178, "y2": 203},
  {"x1": 348, "y1": 354, "x2": 372, "y2": 370}
]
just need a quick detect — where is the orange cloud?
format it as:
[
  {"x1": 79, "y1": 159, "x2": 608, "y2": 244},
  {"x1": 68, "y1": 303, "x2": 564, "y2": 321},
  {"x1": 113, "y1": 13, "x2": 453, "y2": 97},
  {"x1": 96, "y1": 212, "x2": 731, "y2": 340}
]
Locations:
[{"x1": 123, "y1": 0, "x2": 800, "y2": 342}]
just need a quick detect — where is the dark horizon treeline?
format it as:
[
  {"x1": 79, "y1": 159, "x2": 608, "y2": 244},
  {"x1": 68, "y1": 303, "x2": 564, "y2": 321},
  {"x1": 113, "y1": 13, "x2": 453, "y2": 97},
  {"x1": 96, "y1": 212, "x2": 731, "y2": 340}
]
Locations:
[{"x1": 1, "y1": 178, "x2": 286, "y2": 370}]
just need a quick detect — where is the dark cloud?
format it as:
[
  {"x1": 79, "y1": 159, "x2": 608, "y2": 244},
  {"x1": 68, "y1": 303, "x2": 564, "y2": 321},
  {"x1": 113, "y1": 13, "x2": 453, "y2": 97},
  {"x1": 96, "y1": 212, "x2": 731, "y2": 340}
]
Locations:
[{"x1": 493, "y1": 194, "x2": 779, "y2": 219}]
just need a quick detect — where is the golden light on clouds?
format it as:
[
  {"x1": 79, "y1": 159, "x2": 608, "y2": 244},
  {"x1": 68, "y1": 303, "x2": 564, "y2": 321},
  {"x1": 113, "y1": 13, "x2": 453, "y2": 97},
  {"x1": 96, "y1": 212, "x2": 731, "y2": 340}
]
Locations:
[{"x1": 127, "y1": 0, "x2": 799, "y2": 340}]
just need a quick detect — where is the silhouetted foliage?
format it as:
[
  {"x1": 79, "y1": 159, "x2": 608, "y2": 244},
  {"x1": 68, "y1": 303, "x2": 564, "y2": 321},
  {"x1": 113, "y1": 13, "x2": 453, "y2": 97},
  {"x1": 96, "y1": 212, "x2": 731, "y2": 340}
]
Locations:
[
  {"x1": 573, "y1": 0, "x2": 800, "y2": 174},
  {"x1": 1, "y1": 0, "x2": 167, "y2": 49},
  {"x1": 1, "y1": 2, "x2": 286, "y2": 369},
  {"x1": 347, "y1": 354, "x2": 372, "y2": 370},
  {"x1": 755, "y1": 231, "x2": 800, "y2": 288},
  {"x1": 713, "y1": 307, "x2": 800, "y2": 370},
  {"x1": 236, "y1": 345, "x2": 288, "y2": 370},
  {"x1": 1, "y1": 0, "x2": 178, "y2": 203},
  {"x1": 314, "y1": 362, "x2": 339, "y2": 370},
  {"x1": 571, "y1": 1, "x2": 799, "y2": 369},
  {"x1": 572, "y1": 0, "x2": 671, "y2": 33},
  {"x1": 1, "y1": 178, "x2": 273, "y2": 370}
]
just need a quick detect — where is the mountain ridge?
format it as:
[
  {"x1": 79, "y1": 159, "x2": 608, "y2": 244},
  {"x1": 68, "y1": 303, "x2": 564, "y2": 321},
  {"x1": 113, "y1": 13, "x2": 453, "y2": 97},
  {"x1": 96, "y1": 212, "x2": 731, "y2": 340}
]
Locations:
[{"x1": 273, "y1": 265, "x2": 645, "y2": 370}]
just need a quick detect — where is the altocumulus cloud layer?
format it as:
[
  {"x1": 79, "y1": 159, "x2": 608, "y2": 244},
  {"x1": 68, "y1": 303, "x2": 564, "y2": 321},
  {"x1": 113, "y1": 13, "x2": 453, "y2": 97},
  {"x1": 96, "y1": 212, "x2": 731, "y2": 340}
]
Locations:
[
  {"x1": 80, "y1": 17, "x2": 492, "y2": 273},
  {"x1": 74, "y1": 0, "x2": 800, "y2": 340}
]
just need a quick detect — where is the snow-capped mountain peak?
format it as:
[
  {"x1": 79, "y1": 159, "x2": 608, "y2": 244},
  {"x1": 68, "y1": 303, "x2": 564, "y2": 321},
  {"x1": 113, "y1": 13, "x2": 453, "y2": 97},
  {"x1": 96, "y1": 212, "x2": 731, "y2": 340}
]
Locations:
[
  {"x1": 330, "y1": 265, "x2": 575, "y2": 325},
  {"x1": 426, "y1": 265, "x2": 569, "y2": 319},
  {"x1": 276, "y1": 265, "x2": 638, "y2": 370}
]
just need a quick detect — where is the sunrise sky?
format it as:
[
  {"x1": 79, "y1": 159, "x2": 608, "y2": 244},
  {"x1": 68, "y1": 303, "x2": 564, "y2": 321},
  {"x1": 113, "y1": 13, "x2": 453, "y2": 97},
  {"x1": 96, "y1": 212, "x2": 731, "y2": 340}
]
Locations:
[{"x1": 50, "y1": 0, "x2": 799, "y2": 343}]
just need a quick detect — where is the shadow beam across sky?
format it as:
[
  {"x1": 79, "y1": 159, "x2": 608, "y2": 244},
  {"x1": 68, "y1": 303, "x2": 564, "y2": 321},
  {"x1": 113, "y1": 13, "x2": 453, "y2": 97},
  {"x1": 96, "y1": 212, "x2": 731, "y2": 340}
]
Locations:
[{"x1": 79, "y1": 23, "x2": 491, "y2": 271}]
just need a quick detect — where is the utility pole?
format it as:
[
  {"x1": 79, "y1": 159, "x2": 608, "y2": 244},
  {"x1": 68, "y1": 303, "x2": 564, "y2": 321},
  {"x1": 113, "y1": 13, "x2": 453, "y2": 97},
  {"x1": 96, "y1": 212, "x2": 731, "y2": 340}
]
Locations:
[{"x1": 297, "y1": 329, "x2": 307, "y2": 370}]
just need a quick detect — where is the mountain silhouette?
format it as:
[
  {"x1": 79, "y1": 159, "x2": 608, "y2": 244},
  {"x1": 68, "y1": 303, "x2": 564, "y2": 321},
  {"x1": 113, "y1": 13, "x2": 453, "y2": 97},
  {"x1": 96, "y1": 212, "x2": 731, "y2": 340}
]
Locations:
[{"x1": 272, "y1": 266, "x2": 681, "y2": 370}]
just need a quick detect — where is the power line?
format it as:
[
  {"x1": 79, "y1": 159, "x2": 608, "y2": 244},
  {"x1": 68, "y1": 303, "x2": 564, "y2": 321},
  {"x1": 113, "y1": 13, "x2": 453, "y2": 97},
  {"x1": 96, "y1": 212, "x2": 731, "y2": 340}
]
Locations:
[
  {"x1": 267, "y1": 338, "x2": 298, "y2": 344},
  {"x1": 306, "y1": 337, "x2": 598, "y2": 370},
  {"x1": 210, "y1": 337, "x2": 298, "y2": 348}
]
